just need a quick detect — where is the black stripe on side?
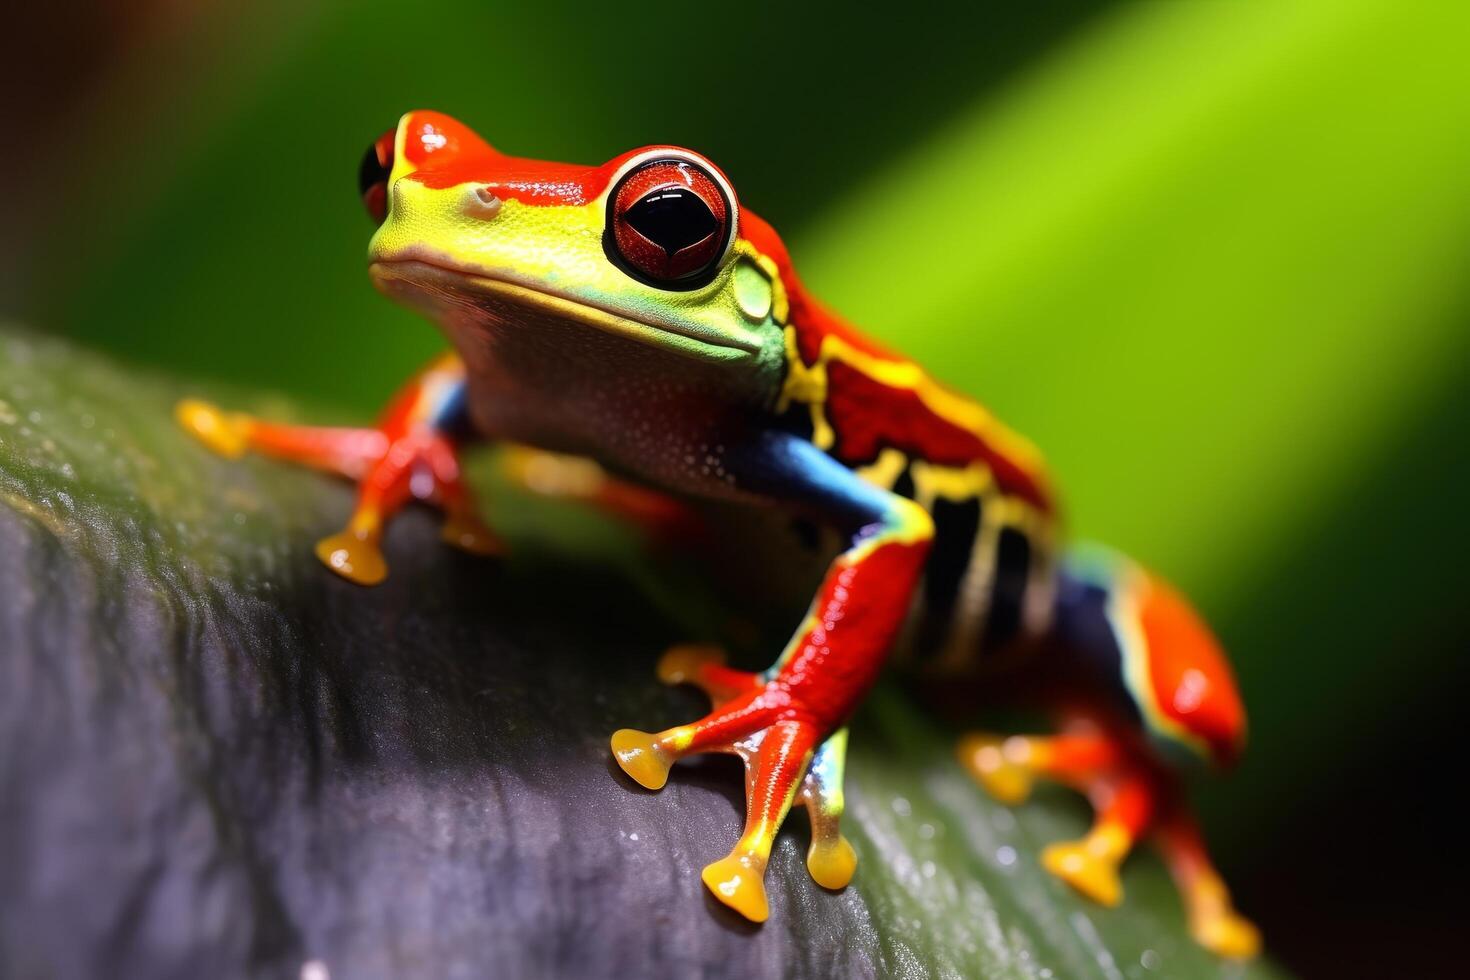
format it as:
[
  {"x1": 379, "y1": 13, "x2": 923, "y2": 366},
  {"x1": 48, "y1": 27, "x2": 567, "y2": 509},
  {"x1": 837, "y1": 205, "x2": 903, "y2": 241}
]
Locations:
[
  {"x1": 979, "y1": 525, "x2": 1031, "y2": 654},
  {"x1": 913, "y1": 495, "x2": 982, "y2": 656}
]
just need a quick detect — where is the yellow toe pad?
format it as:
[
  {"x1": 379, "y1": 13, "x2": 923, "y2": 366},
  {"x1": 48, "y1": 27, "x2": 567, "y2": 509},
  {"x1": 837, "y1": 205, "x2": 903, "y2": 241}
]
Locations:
[
  {"x1": 702, "y1": 853, "x2": 769, "y2": 922},
  {"x1": 807, "y1": 834, "x2": 857, "y2": 890},
  {"x1": 175, "y1": 399, "x2": 249, "y2": 459},
  {"x1": 1193, "y1": 910, "x2": 1262, "y2": 959},
  {"x1": 1043, "y1": 841, "x2": 1123, "y2": 907},
  {"x1": 656, "y1": 644, "x2": 726, "y2": 686},
  {"x1": 441, "y1": 514, "x2": 504, "y2": 557},
  {"x1": 610, "y1": 729, "x2": 672, "y2": 790},
  {"x1": 315, "y1": 532, "x2": 388, "y2": 586},
  {"x1": 958, "y1": 734, "x2": 1033, "y2": 806}
]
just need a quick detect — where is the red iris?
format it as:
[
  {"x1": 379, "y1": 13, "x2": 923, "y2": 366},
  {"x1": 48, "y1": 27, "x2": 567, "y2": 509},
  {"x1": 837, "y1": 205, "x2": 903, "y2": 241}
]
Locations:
[{"x1": 609, "y1": 160, "x2": 729, "y2": 285}]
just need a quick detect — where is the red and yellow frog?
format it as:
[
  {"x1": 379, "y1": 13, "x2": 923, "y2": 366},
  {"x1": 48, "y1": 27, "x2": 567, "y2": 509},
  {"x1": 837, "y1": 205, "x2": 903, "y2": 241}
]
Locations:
[{"x1": 177, "y1": 111, "x2": 1259, "y2": 959}]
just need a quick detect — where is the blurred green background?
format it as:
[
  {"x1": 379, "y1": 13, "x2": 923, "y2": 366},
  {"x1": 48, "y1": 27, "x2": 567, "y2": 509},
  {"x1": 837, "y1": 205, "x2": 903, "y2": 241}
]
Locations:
[{"x1": 4, "y1": 2, "x2": 1465, "y2": 974}]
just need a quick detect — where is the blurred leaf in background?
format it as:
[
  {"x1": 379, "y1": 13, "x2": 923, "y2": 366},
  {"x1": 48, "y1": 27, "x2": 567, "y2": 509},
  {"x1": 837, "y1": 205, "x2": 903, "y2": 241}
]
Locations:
[{"x1": 2, "y1": 1, "x2": 1466, "y2": 975}]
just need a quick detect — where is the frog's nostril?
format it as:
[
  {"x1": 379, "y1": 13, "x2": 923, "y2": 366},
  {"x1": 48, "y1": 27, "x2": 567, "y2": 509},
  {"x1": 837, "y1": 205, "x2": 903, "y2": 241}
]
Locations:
[{"x1": 463, "y1": 185, "x2": 503, "y2": 220}]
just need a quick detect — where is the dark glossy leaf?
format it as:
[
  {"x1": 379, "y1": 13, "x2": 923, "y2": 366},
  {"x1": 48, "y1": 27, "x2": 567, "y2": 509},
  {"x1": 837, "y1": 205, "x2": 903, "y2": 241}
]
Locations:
[{"x1": 0, "y1": 329, "x2": 1290, "y2": 979}]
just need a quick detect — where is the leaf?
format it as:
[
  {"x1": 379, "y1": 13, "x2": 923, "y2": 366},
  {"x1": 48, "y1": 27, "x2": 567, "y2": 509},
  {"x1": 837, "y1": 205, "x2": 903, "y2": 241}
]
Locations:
[{"x1": 0, "y1": 328, "x2": 1290, "y2": 979}]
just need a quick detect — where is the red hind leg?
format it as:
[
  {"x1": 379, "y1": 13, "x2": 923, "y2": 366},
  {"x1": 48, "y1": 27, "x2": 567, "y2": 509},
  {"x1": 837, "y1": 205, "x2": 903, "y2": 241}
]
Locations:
[
  {"x1": 961, "y1": 725, "x2": 1153, "y2": 906},
  {"x1": 960, "y1": 545, "x2": 1260, "y2": 958},
  {"x1": 957, "y1": 728, "x2": 1122, "y2": 804},
  {"x1": 1039, "y1": 758, "x2": 1155, "y2": 907},
  {"x1": 1154, "y1": 806, "x2": 1262, "y2": 958}
]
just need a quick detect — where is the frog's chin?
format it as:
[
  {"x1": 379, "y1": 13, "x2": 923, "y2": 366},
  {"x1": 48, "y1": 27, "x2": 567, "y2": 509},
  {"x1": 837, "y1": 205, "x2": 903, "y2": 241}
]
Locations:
[{"x1": 368, "y1": 259, "x2": 757, "y2": 365}]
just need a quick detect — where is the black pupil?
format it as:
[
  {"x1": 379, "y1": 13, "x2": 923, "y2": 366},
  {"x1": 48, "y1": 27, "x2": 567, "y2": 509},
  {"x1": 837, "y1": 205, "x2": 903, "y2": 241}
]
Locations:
[
  {"x1": 624, "y1": 187, "x2": 718, "y2": 257},
  {"x1": 358, "y1": 143, "x2": 390, "y2": 197}
]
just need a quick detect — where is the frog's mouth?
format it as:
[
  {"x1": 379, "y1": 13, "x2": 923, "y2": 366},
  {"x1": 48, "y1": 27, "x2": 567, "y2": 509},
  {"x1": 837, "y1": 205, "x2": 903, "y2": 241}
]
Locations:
[{"x1": 369, "y1": 259, "x2": 757, "y2": 364}]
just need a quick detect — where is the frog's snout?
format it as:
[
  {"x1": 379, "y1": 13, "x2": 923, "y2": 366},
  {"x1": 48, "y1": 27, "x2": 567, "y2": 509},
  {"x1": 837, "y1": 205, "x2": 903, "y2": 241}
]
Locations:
[{"x1": 460, "y1": 184, "x2": 502, "y2": 221}]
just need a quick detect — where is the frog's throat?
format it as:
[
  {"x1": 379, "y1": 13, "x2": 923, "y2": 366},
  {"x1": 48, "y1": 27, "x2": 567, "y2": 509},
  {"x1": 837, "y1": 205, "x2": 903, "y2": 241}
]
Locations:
[{"x1": 369, "y1": 260, "x2": 757, "y2": 365}]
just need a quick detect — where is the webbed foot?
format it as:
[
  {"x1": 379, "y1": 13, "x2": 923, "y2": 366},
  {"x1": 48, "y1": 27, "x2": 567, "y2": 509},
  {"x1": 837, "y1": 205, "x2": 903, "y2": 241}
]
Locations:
[
  {"x1": 957, "y1": 732, "x2": 1035, "y2": 805},
  {"x1": 175, "y1": 362, "x2": 500, "y2": 584},
  {"x1": 612, "y1": 646, "x2": 857, "y2": 922},
  {"x1": 1041, "y1": 826, "x2": 1129, "y2": 907},
  {"x1": 1183, "y1": 869, "x2": 1262, "y2": 958}
]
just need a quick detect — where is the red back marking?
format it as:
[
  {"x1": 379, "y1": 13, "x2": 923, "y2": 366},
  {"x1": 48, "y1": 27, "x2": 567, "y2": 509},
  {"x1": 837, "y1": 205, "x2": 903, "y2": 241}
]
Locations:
[
  {"x1": 741, "y1": 211, "x2": 1055, "y2": 513},
  {"x1": 1135, "y1": 571, "x2": 1247, "y2": 767}
]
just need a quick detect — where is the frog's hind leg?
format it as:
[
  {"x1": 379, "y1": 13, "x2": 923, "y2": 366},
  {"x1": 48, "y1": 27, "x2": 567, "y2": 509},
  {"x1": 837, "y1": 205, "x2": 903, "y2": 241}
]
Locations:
[
  {"x1": 177, "y1": 353, "x2": 500, "y2": 585},
  {"x1": 1037, "y1": 757, "x2": 1155, "y2": 907},
  {"x1": 960, "y1": 727, "x2": 1149, "y2": 906},
  {"x1": 962, "y1": 545, "x2": 1259, "y2": 957},
  {"x1": 1155, "y1": 806, "x2": 1261, "y2": 958},
  {"x1": 957, "y1": 729, "x2": 1122, "y2": 806}
]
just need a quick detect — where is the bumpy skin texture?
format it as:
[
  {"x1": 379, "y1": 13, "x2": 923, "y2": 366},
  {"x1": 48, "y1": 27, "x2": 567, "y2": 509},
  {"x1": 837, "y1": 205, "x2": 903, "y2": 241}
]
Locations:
[{"x1": 177, "y1": 110, "x2": 1258, "y2": 957}]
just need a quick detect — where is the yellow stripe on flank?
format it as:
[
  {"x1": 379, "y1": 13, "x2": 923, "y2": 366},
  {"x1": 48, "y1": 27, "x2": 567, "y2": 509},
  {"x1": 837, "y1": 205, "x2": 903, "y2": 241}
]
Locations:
[
  {"x1": 855, "y1": 447, "x2": 908, "y2": 489},
  {"x1": 1107, "y1": 572, "x2": 1210, "y2": 760},
  {"x1": 777, "y1": 326, "x2": 835, "y2": 449}
]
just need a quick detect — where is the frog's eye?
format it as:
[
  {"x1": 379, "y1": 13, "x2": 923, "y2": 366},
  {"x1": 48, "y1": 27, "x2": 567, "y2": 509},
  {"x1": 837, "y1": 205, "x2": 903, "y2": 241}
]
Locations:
[
  {"x1": 607, "y1": 157, "x2": 734, "y2": 288},
  {"x1": 358, "y1": 130, "x2": 395, "y2": 225}
]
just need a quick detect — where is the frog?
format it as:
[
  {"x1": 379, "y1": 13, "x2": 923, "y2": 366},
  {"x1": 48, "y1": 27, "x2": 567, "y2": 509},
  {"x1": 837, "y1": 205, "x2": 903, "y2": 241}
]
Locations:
[{"x1": 176, "y1": 110, "x2": 1260, "y2": 958}]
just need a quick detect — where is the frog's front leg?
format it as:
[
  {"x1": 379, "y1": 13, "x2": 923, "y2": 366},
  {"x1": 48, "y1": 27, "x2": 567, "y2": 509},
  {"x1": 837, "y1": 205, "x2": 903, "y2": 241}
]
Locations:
[
  {"x1": 175, "y1": 352, "x2": 500, "y2": 584},
  {"x1": 610, "y1": 433, "x2": 933, "y2": 921}
]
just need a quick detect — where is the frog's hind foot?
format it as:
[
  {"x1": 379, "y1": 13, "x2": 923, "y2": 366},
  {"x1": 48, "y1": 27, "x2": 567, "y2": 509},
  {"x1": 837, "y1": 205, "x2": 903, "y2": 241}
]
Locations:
[
  {"x1": 1041, "y1": 829, "x2": 1128, "y2": 907},
  {"x1": 1156, "y1": 812, "x2": 1262, "y2": 959},
  {"x1": 613, "y1": 649, "x2": 855, "y2": 921},
  {"x1": 1190, "y1": 901, "x2": 1262, "y2": 960},
  {"x1": 957, "y1": 732, "x2": 1035, "y2": 805}
]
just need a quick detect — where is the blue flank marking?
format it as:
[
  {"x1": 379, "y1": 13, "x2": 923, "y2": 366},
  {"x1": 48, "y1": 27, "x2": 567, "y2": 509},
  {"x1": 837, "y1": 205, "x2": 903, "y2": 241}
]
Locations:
[
  {"x1": 429, "y1": 375, "x2": 468, "y2": 431},
  {"x1": 753, "y1": 432, "x2": 911, "y2": 538}
]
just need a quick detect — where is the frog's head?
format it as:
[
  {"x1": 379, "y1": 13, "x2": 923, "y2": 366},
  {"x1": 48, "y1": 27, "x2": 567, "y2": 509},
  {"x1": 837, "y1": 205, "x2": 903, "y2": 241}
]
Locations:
[{"x1": 363, "y1": 110, "x2": 789, "y2": 368}]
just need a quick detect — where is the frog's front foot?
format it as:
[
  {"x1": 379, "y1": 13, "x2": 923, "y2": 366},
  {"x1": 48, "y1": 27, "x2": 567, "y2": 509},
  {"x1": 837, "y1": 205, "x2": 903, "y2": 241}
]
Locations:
[
  {"x1": 611, "y1": 645, "x2": 856, "y2": 923},
  {"x1": 176, "y1": 393, "x2": 500, "y2": 585}
]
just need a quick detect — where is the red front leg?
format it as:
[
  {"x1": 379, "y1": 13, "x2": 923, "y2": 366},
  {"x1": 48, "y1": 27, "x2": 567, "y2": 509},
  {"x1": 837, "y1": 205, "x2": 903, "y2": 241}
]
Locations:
[
  {"x1": 176, "y1": 352, "x2": 500, "y2": 585},
  {"x1": 611, "y1": 433, "x2": 933, "y2": 921}
]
